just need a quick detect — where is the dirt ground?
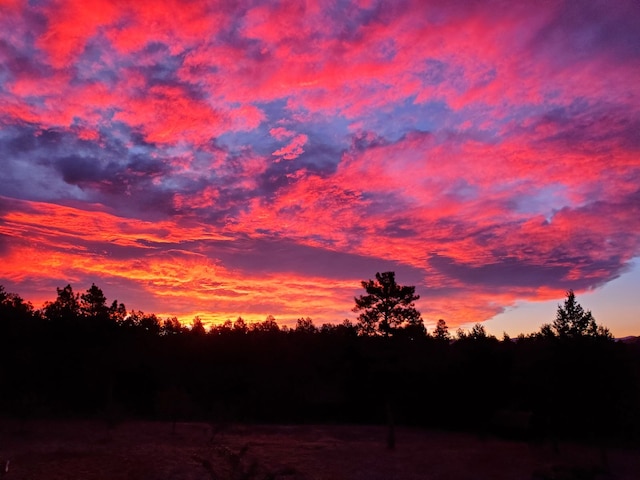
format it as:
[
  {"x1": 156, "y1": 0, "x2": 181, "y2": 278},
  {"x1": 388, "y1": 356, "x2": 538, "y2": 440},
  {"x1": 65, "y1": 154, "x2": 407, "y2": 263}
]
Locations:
[{"x1": 0, "y1": 419, "x2": 637, "y2": 479}]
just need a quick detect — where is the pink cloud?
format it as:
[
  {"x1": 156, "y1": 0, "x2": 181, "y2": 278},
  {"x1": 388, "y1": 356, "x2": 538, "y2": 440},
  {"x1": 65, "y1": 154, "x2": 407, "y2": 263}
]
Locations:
[
  {"x1": 174, "y1": 185, "x2": 219, "y2": 211},
  {"x1": 272, "y1": 133, "x2": 308, "y2": 161},
  {"x1": 269, "y1": 127, "x2": 295, "y2": 140},
  {"x1": 3, "y1": 0, "x2": 633, "y2": 142},
  {"x1": 229, "y1": 104, "x2": 266, "y2": 131}
]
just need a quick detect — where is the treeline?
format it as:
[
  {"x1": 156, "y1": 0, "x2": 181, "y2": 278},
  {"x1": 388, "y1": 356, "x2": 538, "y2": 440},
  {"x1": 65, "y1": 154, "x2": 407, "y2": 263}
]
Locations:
[{"x1": 1, "y1": 283, "x2": 639, "y2": 443}]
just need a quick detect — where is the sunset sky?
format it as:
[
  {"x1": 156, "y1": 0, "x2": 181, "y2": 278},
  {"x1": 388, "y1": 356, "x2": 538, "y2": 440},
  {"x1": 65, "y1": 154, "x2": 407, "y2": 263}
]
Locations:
[{"x1": 1, "y1": 0, "x2": 639, "y2": 335}]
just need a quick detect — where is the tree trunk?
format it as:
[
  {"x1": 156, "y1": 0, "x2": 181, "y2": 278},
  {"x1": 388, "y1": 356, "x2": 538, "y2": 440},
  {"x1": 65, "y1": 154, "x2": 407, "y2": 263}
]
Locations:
[{"x1": 386, "y1": 398, "x2": 395, "y2": 450}]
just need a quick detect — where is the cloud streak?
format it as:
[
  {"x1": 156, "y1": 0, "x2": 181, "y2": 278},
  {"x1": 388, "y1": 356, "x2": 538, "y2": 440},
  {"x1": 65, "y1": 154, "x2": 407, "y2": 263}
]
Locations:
[{"x1": 1, "y1": 0, "x2": 639, "y2": 332}]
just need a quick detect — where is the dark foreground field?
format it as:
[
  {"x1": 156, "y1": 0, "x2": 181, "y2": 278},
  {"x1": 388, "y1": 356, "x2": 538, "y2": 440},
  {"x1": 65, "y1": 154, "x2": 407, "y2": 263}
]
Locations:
[{"x1": 0, "y1": 420, "x2": 638, "y2": 480}]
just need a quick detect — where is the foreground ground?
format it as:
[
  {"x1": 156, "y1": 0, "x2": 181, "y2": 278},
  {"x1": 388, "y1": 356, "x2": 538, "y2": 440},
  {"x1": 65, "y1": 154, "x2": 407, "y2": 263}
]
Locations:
[{"x1": 0, "y1": 420, "x2": 638, "y2": 479}]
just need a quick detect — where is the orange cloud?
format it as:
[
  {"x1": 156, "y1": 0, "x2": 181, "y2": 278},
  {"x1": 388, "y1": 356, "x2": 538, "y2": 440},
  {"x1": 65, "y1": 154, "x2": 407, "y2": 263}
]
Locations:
[
  {"x1": 0, "y1": 197, "x2": 231, "y2": 248},
  {"x1": 0, "y1": 225, "x2": 360, "y2": 329}
]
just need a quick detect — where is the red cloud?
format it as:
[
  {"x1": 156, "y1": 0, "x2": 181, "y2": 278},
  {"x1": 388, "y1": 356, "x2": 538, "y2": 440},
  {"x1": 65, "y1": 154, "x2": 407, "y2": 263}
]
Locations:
[
  {"x1": 36, "y1": 0, "x2": 120, "y2": 68},
  {"x1": 113, "y1": 85, "x2": 223, "y2": 145}
]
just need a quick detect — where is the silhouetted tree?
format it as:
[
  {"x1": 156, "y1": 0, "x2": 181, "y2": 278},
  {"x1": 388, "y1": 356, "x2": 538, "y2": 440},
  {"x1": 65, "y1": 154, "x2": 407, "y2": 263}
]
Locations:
[
  {"x1": 250, "y1": 315, "x2": 280, "y2": 333},
  {"x1": 139, "y1": 313, "x2": 161, "y2": 335},
  {"x1": 353, "y1": 272, "x2": 423, "y2": 449},
  {"x1": 190, "y1": 316, "x2": 206, "y2": 336},
  {"x1": 1, "y1": 282, "x2": 637, "y2": 440},
  {"x1": 80, "y1": 283, "x2": 109, "y2": 320},
  {"x1": 320, "y1": 319, "x2": 357, "y2": 337},
  {"x1": 339, "y1": 318, "x2": 358, "y2": 336},
  {"x1": 469, "y1": 323, "x2": 491, "y2": 340},
  {"x1": 0, "y1": 286, "x2": 35, "y2": 321},
  {"x1": 456, "y1": 327, "x2": 467, "y2": 340},
  {"x1": 119, "y1": 309, "x2": 142, "y2": 329},
  {"x1": 433, "y1": 319, "x2": 450, "y2": 341},
  {"x1": 211, "y1": 319, "x2": 233, "y2": 335},
  {"x1": 399, "y1": 319, "x2": 427, "y2": 339},
  {"x1": 233, "y1": 317, "x2": 248, "y2": 334},
  {"x1": 537, "y1": 323, "x2": 556, "y2": 339},
  {"x1": 162, "y1": 316, "x2": 183, "y2": 335},
  {"x1": 294, "y1": 317, "x2": 317, "y2": 334},
  {"x1": 43, "y1": 284, "x2": 80, "y2": 322},
  {"x1": 109, "y1": 300, "x2": 127, "y2": 323},
  {"x1": 548, "y1": 290, "x2": 612, "y2": 339},
  {"x1": 353, "y1": 272, "x2": 422, "y2": 337},
  {"x1": 1, "y1": 287, "x2": 40, "y2": 423}
]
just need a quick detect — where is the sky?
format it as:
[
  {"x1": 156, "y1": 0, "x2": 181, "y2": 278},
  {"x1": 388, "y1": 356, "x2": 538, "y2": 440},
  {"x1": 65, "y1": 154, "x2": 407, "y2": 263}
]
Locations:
[{"x1": 0, "y1": 0, "x2": 639, "y2": 336}]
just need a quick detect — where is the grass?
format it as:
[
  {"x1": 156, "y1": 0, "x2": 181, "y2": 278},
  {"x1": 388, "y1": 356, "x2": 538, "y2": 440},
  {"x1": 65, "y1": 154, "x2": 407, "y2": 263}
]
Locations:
[{"x1": 0, "y1": 419, "x2": 637, "y2": 479}]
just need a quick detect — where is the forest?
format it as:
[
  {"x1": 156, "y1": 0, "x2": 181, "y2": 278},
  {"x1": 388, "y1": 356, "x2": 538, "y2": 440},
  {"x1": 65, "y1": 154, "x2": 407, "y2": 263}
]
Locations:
[{"x1": 1, "y1": 273, "x2": 639, "y2": 446}]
